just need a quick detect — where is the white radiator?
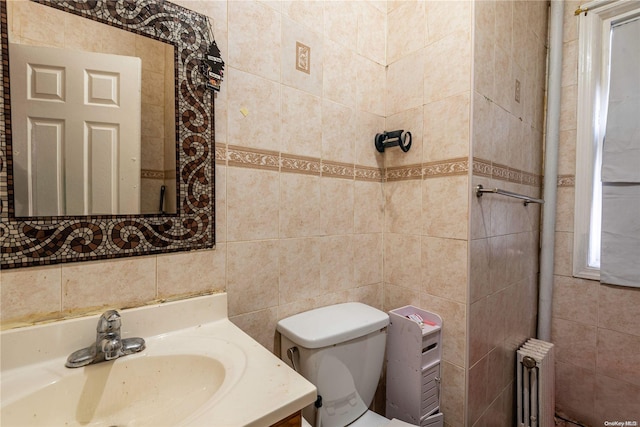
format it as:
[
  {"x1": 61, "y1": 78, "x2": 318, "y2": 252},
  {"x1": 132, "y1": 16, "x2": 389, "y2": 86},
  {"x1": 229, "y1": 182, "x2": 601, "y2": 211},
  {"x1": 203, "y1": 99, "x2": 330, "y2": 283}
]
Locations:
[{"x1": 516, "y1": 338, "x2": 555, "y2": 427}]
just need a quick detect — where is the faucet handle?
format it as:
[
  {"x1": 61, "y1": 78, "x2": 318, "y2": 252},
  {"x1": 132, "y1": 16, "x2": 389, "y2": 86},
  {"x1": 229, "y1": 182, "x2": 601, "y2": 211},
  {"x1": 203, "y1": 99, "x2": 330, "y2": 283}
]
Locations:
[
  {"x1": 101, "y1": 337, "x2": 123, "y2": 360},
  {"x1": 97, "y1": 310, "x2": 122, "y2": 333}
]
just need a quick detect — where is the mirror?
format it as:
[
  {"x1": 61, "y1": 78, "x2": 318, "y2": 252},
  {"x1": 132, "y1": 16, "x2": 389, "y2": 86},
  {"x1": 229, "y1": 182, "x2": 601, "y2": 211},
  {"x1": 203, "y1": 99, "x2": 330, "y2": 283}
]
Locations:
[
  {"x1": 0, "y1": 0, "x2": 216, "y2": 269},
  {"x1": 8, "y1": 2, "x2": 177, "y2": 216}
]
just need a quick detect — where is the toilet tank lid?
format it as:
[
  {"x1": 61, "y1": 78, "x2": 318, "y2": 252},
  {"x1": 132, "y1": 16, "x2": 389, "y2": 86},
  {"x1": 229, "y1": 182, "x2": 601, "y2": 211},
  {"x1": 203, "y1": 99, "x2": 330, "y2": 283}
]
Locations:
[{"x1": 276, "y1": 303, "x2": 389, "y2": 349}]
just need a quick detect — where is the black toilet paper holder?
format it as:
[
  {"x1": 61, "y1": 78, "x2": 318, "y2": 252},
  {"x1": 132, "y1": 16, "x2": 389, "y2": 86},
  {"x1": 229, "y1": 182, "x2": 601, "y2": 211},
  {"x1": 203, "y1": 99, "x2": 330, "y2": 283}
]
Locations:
[{"x1": 374, "y1": 130, "x2": 412, "y2": 153}]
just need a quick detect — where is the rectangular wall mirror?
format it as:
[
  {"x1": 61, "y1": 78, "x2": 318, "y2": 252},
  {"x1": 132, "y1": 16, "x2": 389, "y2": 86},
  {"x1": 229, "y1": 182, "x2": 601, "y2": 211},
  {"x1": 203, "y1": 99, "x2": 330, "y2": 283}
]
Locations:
[{"x1": 0, "y1": 0, "x2": 216, "y2": 269}]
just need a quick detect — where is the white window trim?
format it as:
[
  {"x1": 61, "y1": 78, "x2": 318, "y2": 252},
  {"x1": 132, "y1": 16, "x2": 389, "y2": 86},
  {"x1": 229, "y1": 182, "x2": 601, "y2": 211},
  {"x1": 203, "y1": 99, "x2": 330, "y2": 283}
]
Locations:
[{"x1": 574, "y1": 0, "x2": 640, "y2": 280}]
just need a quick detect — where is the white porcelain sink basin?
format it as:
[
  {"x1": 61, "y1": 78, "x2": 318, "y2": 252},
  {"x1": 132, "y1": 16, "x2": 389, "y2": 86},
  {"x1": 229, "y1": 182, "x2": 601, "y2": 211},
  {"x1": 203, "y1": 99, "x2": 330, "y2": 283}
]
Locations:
[
  {"x1": 1, "y1": 293, "x2": 316, "y2": 427},
  {"x1": 3, "y1": 352, "x2": 232, "y2": 426},
  {"x1": 1, "y1": 335, "x2": 246, "y2": 427}
]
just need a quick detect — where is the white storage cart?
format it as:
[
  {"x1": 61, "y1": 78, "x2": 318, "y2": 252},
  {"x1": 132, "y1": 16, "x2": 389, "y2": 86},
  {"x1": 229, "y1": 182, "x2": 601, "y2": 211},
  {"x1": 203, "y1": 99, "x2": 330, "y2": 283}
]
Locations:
[{"x1": 386, "y1": 306, "x2": 444, "y2": 427}]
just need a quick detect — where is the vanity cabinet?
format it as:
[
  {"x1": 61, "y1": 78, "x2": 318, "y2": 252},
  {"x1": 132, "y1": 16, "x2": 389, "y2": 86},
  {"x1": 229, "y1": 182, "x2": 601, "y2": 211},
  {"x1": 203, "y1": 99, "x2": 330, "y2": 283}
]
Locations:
[
  {"x1": 270, "y1": 411, "x2": 302, "y2": 427},
  {"x1": 386, "y1": 306, "x2": 444, "y2": 427}
]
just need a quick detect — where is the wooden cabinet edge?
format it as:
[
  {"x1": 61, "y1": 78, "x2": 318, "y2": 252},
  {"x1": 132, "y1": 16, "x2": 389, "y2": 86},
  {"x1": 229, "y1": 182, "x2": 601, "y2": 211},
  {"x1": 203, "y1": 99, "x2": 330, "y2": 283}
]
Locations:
[{"x1": 270, "y1": 411, "x2": 302, "y2": 427}]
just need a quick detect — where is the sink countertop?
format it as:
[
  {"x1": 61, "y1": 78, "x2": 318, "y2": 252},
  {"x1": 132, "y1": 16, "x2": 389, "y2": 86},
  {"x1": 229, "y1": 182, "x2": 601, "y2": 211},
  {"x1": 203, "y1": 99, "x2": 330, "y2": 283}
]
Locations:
[
  {"x1": 0, "y1": 293, "x2": 317, "y2": 427},
  {"x1": 181, "y1": 317, "x2": 317, "y2": 427}
]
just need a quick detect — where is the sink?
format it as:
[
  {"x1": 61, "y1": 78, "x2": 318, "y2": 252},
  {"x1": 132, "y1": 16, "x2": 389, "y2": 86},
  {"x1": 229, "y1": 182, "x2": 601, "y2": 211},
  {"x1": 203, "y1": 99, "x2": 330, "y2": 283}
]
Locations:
[
  {"x1": 1, "y1": 293, "x2": 316, "y2": 427},
  {"x1": 3, "y1": 354, "x2": 227, "y2": 426},
  {"x1": 1, "y1": 335, "x2": 246, "y2": 427}
]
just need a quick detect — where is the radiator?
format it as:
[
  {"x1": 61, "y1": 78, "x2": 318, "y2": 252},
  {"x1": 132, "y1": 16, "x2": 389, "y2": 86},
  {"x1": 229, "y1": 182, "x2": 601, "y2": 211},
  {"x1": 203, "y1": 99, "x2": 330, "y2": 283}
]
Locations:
[{"x1": 516, "y1": 338, "x2": 555, "y2": 427}]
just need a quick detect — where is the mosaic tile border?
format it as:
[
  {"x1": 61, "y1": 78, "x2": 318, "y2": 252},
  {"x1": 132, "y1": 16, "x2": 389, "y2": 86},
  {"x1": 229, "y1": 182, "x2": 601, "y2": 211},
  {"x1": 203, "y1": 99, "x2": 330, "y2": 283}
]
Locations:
[{"x1": 0, "y1": 0, "x2": 216, "y2": 269}]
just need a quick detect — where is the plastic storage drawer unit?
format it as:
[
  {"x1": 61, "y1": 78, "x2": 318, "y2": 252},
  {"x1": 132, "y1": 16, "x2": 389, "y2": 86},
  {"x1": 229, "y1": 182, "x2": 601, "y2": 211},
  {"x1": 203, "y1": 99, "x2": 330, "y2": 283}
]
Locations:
[{"x1": 386, "y1": 306, "x2": 443, "y2": 427}]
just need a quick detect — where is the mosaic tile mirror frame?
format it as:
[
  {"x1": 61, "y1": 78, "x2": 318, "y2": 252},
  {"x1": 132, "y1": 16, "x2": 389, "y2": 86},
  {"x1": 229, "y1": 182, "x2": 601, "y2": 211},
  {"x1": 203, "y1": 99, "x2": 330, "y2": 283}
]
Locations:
[{"x1": 0, "y1": 0, "x2": 216, "y2": 269}]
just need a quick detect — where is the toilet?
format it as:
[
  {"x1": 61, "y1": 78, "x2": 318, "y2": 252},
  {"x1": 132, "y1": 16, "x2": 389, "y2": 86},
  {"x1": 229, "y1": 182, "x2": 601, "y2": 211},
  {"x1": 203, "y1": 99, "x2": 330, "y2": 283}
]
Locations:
[{"x1": 276, "y1": 303, "x2": 417, "y2": 427}]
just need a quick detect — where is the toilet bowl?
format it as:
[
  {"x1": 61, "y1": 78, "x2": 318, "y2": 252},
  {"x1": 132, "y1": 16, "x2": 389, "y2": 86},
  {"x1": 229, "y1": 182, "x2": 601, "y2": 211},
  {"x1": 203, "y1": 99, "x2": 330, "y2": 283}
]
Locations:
[
  {"x1": 349, "y1": 409, "x2": 416, "y2": 427},
  {"x1": 276, "y1": 303, "x2": 418, "y2": 427},
  {"x1": 301, "y1": 409, "x2": 415, "y2": 427}
]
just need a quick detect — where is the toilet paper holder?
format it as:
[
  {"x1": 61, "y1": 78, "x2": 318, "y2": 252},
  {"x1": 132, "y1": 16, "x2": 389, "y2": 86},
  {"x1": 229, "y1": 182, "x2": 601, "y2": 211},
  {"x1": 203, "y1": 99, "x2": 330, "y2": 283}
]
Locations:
[{"x1": 374, "y1": 130, "x2": 412, "y2": 153}]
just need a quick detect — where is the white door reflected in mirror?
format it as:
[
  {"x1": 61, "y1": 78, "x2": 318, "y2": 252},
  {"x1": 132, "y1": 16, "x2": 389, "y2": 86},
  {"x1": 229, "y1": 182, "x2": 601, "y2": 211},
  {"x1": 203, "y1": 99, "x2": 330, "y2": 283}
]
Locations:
[{"x1": 10, "y1": 44, "x2": 141, "y2": 216}]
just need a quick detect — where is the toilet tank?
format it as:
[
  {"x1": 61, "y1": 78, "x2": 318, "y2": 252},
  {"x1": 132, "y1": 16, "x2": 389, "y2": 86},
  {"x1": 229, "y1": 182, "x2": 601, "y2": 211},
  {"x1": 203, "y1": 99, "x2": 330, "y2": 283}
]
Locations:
[{"x1": 277, "y1": 303, "x2": 389, "y2": 427}]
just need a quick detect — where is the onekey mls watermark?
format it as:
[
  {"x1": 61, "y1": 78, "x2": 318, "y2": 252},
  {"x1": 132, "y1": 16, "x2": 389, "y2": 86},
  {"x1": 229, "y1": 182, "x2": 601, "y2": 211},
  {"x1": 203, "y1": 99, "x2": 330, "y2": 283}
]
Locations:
[{"x1": 604, "y1": 422, "x2": 638, "y2": 426}]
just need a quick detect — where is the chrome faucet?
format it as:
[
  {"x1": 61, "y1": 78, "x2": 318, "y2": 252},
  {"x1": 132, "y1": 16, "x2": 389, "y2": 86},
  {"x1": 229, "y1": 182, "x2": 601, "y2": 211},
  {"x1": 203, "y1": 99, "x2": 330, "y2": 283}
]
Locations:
[{"x1": 65, "y1": 310, "x2": 145, "y2": 368}]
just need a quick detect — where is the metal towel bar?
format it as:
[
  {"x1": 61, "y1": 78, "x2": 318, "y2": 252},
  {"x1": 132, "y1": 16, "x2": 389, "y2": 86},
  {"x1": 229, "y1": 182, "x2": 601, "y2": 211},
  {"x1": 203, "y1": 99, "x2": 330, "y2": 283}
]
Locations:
[{"x1": 475, "y1": 184, "x2": 544, "y2": 206}]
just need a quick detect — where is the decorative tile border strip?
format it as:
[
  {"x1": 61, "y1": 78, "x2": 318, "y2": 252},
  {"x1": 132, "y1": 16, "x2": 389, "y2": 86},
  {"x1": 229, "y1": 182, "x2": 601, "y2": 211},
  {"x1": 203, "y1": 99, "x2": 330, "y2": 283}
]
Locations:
[
  {"x1": 472, "y1": 158, "x2": 492, "y2": 178},
  {"x1": 386, "y1": 165, "x2": 422, "y2": 181},
  {"x1": 214, "y1": 143, "x2": 227, "y2": 164},
  {"x1": 227, "y1": 145, "x2": 279, "y2": 171},
  {"x1": 557, "y1": 175, "x2": 575, "y2": 187},
  {"x1": 219, "y1": 145, "x2": 542, "y2": 186},
  {"x1": 491, "y1": 162, "x2": 512, "y2": 182},
  {"x1": 385, "y1": 158, "x2": 468, "y2": 182},
  {"x1": 355, "y1": 166, "x2": 384, "y2": 182},
  {"x1": 322, "y1": 160, "x2": 355, "y2": 179},
  {"x1": 141, "y1": 169, "x2": 165, "y2": 180},
  {"x1": 522, "y1": 171, "x2": 541, "y2": 187},
  {"x1": 507, "y1": 167, "x2": 521, "y2": 183},
  {"x1": 282, "y1": 153, "x2": 321, "y2": 176},
  {"x1": 472, "y1": 157, "x2": 542, "y2": 187},
  {"x1": 423, "y1": 158, "x2": 468, "y2": 179},
  {"x1": 222, "y1": 144, "x2": 382, "y2": 181}
]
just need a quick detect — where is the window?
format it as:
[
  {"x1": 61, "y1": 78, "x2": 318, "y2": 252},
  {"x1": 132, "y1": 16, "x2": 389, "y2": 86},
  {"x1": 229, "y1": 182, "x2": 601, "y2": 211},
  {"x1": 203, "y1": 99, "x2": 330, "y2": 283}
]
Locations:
[{"x1": 574, "y1": 0, "x2": 640, "y2": 280}]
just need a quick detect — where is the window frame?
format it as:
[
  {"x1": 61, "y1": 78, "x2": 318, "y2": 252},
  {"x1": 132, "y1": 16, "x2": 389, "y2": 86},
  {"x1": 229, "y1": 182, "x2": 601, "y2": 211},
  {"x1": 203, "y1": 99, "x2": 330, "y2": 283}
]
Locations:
[{"x1": 574, "y1": 0, "x2": 640, "y2": 280}]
